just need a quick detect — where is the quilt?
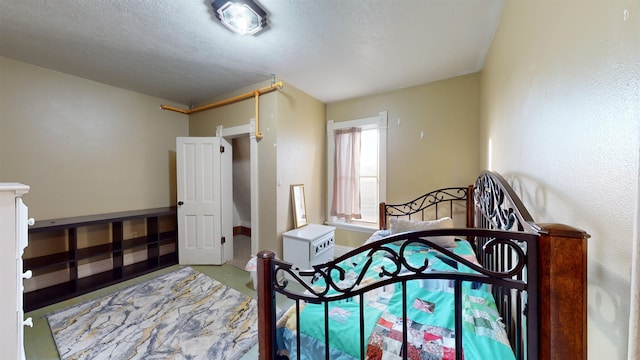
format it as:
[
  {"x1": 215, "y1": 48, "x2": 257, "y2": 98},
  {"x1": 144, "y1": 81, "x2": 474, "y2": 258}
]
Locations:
[{"x1": 276, "y1": 239, "x2": 516, "y2": 360}]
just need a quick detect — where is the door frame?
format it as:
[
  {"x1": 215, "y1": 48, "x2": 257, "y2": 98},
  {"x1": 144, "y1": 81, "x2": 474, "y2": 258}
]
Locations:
[{"x1": 216, "y1": 119, "x2": 259, "y2": 256}]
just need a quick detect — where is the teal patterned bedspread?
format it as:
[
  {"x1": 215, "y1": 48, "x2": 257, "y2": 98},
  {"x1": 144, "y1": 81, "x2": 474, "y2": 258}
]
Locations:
[{"x1": 276, "y1": 239, "x2": 516, "y2": 360}]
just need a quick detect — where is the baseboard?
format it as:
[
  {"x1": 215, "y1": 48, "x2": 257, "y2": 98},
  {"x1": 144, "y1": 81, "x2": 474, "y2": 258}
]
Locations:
[
  {"x1": 334, "y1": 245, "x2": 355, "y2": 258},
  {"x1": 233, "y1": 226, "x2": 251, "y2": 236}
]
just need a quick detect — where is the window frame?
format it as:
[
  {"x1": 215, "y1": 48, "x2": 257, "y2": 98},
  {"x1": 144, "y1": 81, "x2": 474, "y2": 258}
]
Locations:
[{"x1": 326, "y1": 111, "x2": 387, "y2": 232}]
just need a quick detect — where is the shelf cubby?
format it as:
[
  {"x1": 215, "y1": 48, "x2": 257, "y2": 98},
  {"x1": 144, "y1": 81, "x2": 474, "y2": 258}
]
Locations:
[{"x1": 24, "y1": 207, "x2": 177, "y2": 312}]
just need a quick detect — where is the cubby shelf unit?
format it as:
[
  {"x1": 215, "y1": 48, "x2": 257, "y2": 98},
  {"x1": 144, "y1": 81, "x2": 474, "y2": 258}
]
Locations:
[{"x1": 24, "y1": 207, "x2": 177, "y2": 312}]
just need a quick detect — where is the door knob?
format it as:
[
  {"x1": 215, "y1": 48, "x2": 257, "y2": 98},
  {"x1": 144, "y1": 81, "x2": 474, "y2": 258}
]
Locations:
[{"x1": 178, "y1": 201, "x2": 184, "y2": 206}]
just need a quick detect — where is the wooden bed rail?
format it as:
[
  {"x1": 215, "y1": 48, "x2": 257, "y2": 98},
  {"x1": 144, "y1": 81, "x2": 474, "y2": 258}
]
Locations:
[
  {"x1": 256, "y1": 250, "x2": 276, "y2": 360},
  {"x1": 466, "y1": 184, "x2": 474, "y2": 228}
]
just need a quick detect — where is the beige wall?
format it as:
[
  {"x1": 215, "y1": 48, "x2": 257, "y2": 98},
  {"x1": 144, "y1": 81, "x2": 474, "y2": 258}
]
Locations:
[
  {"x1": 188, "y1": 81, "x2": 325, "y2": 256},
  {"x1": 0, "y1": 57, "x2": 188, "y2": 220},
  {"x1": 327, "y1": 74, "x2": 481, "y2": 247},
  {"x1": 276, "y1": 84, "x2": 326, "y2": 243},
  {"x1": 188, "y1": 80, "x2": 268, "y2": 135},
  {"x1": 189, "y1": 74, "x2": 481, "y2": 251},
  {"x1": 328, "y1": 73, "x2": 481, "y2": 203},
  {"x1": 188, "y1": 80, "x2": 278, "y2": 254},
  {"x1": 481, "y1": 1, "x2": 640, "y2": 359}
]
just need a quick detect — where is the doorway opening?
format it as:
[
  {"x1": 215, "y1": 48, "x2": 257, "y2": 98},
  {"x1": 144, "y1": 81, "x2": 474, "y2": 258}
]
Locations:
[
  {"x1": 228, "y1": 136, "x2": 252, "y2": 270},
  {"x1": 216, "y1": 121, "x2": 259, "y2": 270}
]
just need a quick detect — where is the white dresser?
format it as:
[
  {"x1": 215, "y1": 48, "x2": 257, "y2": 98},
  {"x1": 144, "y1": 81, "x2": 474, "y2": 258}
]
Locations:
[
  {"x1": 0, "y1": 183, "x2": 33, "y2": 360},
  {"x1": 283, "y1": 224, "x2": 335, "y2": 283}
]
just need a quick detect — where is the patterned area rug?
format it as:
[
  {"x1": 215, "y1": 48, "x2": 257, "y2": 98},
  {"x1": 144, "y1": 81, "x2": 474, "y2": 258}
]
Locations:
[{"x1": 47, "y1": 267, "x2": 258, "y2": 360}]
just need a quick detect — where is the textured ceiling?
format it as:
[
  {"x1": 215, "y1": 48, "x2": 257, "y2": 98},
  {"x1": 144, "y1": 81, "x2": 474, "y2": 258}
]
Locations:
[{"x1": 0, "y1": 0, "x2": 504, "y2": 106}]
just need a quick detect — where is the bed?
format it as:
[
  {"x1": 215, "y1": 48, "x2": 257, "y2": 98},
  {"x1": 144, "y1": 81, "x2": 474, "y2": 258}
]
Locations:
[{"x1": 256, "y1": 171, "x2": 589, "y2": 360}]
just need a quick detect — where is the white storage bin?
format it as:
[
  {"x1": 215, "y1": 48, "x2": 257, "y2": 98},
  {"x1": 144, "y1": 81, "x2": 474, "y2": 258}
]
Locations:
[{"x1": 245, "y1": 256, "x2": 257, "y2": 290}]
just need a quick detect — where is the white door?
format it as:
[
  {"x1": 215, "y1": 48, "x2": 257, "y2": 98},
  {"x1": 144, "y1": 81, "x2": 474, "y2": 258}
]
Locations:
[{"x1": 176, "y1": 137, "x2": 233, "y2": 265}]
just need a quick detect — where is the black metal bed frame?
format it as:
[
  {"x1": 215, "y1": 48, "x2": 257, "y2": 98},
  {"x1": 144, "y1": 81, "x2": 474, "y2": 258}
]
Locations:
[{"x1": 258, "y1": 171, "x2": 542, "y2": 360}]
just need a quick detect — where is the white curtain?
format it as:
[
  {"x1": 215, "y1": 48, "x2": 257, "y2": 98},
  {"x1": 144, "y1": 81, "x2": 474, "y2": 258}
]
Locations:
[{"x1": 331, "y1": 127, "x2": 362, "y2": 220}]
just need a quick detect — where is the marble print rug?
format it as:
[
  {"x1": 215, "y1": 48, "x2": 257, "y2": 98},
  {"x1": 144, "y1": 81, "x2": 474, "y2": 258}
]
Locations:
[{"x1": 47, "y1": 267, "x2": 258, "y2": 360}]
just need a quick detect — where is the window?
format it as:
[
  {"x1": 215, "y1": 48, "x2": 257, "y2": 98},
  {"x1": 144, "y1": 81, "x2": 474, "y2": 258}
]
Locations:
[
  {"x1": 327, "y1": 111, "x2": 387, "y2": 231},
  {"x1": 359, "y1": 128, "x2": 379, "y2": 221}
]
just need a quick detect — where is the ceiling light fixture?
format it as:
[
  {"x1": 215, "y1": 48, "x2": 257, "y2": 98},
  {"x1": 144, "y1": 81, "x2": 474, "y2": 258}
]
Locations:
[{"x1": 211, "y1": 0, "x2": 267, "y2": 36}]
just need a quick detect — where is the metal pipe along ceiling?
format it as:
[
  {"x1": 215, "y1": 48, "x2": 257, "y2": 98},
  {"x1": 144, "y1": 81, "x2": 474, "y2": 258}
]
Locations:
[{"x1": 160, "y1": 81, "x2": 284, "y2": 140}]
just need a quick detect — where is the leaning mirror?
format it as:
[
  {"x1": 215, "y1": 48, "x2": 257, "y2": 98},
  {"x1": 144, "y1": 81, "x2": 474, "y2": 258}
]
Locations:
[{"x1": 291, "y1": 184, "x2": 307, "y2": 228}]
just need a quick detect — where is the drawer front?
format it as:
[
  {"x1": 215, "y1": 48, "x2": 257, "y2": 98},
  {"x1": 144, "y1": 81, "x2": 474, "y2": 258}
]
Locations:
[{"x1": 310, "y1": 232, "x2": 334, "y2": 261}]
